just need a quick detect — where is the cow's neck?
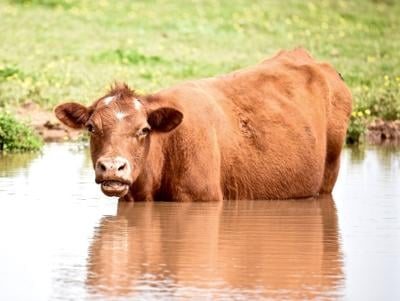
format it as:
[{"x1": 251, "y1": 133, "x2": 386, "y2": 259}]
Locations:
[{"x1": 131, "y1": 135, "x2": 166, "y2": 202}]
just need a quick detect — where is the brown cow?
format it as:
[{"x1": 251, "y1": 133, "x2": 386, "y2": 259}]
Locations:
[{"x1": 55, "y1": 48, "x2": 352, "y2": 201}]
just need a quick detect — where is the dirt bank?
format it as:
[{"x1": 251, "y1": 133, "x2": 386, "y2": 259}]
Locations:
[
  {"x1": 16, "y1": 101, "x2": 81, "y2": 142},
  {"x1": 366, "y1": 119, "x2": 400, "y2": 144}
]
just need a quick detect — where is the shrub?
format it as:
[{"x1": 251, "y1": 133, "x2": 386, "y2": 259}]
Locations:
[
  {"x1": 347, "y1": 75, "x2": 400, "y2": 143},
  {"x1": 0, "y1": 112, "x2": 43, "y2": 152},
  {"x1": 346, "y1": 109, "x2": 372, "y2": 144}
]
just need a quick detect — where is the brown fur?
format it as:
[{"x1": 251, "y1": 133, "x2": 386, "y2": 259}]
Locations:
[{"x1": 55, "y1": 48, "x2": 352, "y2": 201}]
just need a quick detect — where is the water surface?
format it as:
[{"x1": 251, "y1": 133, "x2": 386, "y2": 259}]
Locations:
[{"x1": 0, "y1": 143, "x2": 399, "y2": 300}]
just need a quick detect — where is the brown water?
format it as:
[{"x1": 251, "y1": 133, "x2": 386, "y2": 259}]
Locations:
[{"x1": 0, "y1": 143, "x2": 399, "y2": 301}]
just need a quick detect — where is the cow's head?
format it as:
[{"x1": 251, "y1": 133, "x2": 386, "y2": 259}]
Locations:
[{"x1": 54, "y1": 83, "x2": 183, "y2": 198}]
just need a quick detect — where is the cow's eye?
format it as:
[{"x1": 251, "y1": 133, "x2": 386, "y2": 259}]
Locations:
[
  {"x1": 86, "y1": 123, "x2": 95, "y2": 133},
  {"x1": 140, "y1": 127, "x2": 151, "y2": 136}
]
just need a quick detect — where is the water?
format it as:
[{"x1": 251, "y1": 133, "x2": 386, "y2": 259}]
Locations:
[{"x1": 0, "y1": 143, "x2": 399, "y2": 301}]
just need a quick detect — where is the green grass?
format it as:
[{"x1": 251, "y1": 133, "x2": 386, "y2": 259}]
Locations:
[
  {"x1": 0, "y1": 0, "x2": 399, "y2": 144},
  {"x1": 0, "y1": 111, "x2": 43, "y2": 151}
]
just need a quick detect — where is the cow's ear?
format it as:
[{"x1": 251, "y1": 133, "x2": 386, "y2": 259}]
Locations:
[
  {"x1": 148, "y1": 107, "x2": 183, "y2": 132},
  {"x1": 54, "y1": 102, "x2": 90, "y2": 129}
]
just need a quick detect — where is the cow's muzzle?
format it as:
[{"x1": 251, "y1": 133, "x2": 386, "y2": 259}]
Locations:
[
  {"x1": 100, "y1": 180, "x2": 130, "y2": 197},
  {"x1": 95, "y1": 156, "x2": 132, "y2": 197}
]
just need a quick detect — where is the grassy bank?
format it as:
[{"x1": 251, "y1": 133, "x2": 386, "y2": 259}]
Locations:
[
  {"x1": 0, "y1": 0, "x2": 399, "y2": 148},
  {"x1": 0, "y1": 111, "x2": 42, "y2": 151}
]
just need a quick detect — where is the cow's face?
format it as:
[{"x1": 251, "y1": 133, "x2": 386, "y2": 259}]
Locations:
[{"x1": 54, "y1": 85, "x2": 183, "y2": 198}]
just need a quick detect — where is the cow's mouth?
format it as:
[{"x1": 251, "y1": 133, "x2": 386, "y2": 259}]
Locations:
[{"x1": 100, "y1": 180, "x2": 129, "y2": 197}]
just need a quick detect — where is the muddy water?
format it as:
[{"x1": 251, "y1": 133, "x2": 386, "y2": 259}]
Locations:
[{"x1": 0, "y1": 143, "x2": 399, "y2": 301}]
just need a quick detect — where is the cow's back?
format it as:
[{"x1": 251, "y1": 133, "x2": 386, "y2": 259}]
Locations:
[{"x1": 153, "y1": 48, "x2": 351, "y2": 200}]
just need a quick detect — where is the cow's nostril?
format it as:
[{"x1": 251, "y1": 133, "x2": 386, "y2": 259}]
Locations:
[
  {"x1": 118, "y1": 163, "x2": 127, "y2": 171},
  {"x1": 100, "y1": 163, "x2": 107, "y2": 172}
]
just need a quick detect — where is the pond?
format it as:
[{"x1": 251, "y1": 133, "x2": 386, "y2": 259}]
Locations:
[{"x1": 0, "y1": 143, "x2": 399, "y2": 301}]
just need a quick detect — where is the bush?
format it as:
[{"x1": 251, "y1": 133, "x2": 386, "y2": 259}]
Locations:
[
  {"x1": 0, "y1": 112, "x2": 43, "y2": 152},
  {"x1": 346, "y1": 111, "x2": 370, "y2": 144},
  {"x1": 347, "y1": 75, "x2": 400, "y2": 143}
]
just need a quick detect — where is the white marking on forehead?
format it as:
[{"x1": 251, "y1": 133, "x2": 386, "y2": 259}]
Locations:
[
  {"x1": 115, "y1": 111, "x2": 127, "y2": 120},
  {"x1": 103, "y1": 96, "x2": 114, "y2": 105},
  {"x1": 133, "y1": 98, "x2": 142, "y2": 111}
]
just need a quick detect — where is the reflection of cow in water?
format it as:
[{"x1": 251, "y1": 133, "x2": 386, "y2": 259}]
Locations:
[
  {"x1": 86, "y1": 195, "x2": 343, "y2": 300},
  {"x1": 56, "y1": 48, "x2": 352, "y2": 201}
]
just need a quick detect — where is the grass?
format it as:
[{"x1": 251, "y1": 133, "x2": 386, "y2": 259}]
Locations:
[
  {"x1": 0, "y1": 111, "x2": 43, "y2": 151},
  {"x1": 0, "y1": 0, "x2": 399, "y2": 146}
]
